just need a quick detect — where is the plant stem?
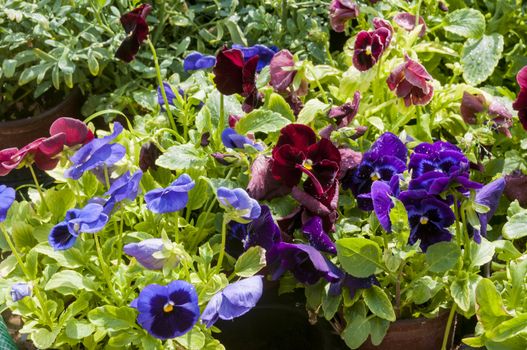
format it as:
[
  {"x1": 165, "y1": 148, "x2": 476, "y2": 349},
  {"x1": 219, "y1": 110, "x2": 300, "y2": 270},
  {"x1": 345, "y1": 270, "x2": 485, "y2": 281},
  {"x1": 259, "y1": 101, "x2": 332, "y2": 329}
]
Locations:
[
  {"x1": 147, "y1": 39, "x2": 179, "y2": 136},
  {"x1": 215, "y1": 217, "x2": 228, "y2": 274},
  {"x1": 216, "y1": 93, "x2": 225, "y2": 149},
  {"x1": 117, "y1": 205, "x2": 125, "y2": 267},
  {"x1": 308, "y1": 66, "x2": 329, "y2": 104},
  {"x1": 103, "y1": 165, "x2": 111, "y2": 190},
  {"x1": 0, "y1": 224, "x2": 52, "y2": 326},
  {"x1": 28, "y1": 164, "x2": 49, "y2": 211},
  {"x1": 173, "y1": 211, "x2": 180, "y2": 243},
  {"x1": 415, "y1": 0, "x2": 423, "y2": 27},
  {"x1": 441, "y1": 304, "x2": 457, "y2": 350},
  {"x1": 93, "y1": 233, "x2": 119, "y2": 303}
]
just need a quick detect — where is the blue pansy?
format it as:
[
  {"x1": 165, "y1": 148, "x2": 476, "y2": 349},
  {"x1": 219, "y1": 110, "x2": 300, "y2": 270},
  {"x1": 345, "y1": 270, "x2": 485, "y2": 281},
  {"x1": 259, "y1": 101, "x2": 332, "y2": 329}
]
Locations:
[
  {"x1": 0, "y1": 185, "x2": 15, "y2": 222},
  {"x1": 132, "y1": 281, "x2": 200, "y2": 340},
  {"x1": 11, "y1": 282, "x2": 31, "y2": 302},
  {"x1": 371, "y1": 175, "x2": 400, "y2": 232},
  {"x1": 201, "y1": 275, "x2": 263, "y2": 328},
  {"x1": 473, "y1": 177, "x2": 505, "y2": 243},
  {"x1": 157, "y1": 82, "x2": 180, "y2": 107},
  {"x1": 124, "y1": 238, "x2": 164, "y2": 270},
  {"x1": 217, "y1": 187, "x2": 261, "y2": 221},
  {"x1": 144, "y1": 174, "x2": 195, "y2": 214},
  {"x1": 221, "y1": 128, "x2": 264, "y2": 151},
  {"x1": 65, "y1": 122, "x2": 126, "y2": 180},
  {"x1": 183, "y1": 52, "x2": 216, "y2": 72},
  {"x1": 302, "y1": 216, "x2": 337, "y2": 254},
  {"x1": 48, "y1": 203, "x2": 109, "y2": 250},
  {"x1": 105, "y1": 170, "x2": 143, "y2": 203},
  {"x1": 232, "y1": 44, "x2": 279, "y2": 72}
]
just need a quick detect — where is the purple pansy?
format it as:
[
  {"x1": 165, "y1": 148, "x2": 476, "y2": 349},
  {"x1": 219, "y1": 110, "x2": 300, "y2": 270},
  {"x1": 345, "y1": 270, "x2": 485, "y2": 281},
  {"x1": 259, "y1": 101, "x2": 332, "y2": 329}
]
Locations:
[
  {"x1": 344, "y1": 132, "x2": 407, "y2": 211},
  {"x1": 105, "y1": 170, "x2": 143, "y2": 203},
  {"x1": 217, "y1": 187, "x2": 261, "y2": 221},
  {"x1": 399, "y1": 190, "x2": 455, "y2": 251},
  {"x1": 144, "y1": 174, "x2": 195, "y2": 214},
  {"x1": 226, "y1": 205, "x2": 282, "y2": 259},
  {"x1": 221, "y1": 128, "x2": 264, "y2": 151},
  {"x1": 133, "y1": 281, "x2": 199, "y2": 340},
  {"x1": 329, "y1": 0, "x2": 359, "y2": 33},
  {"x1": 302, "y1": 216, "x2": 337, "y2": 254},
  {"x1": 49, "y1": 203, "x2": 109, "y2": 250},
  {"x1": 0, "y1": 185, "x2": 15, "y2": 222},
  {"x1": 267, "y1": 242, "x2": 340, "y2": 285},
  {"x1": 65, "y1": 122, "x2": 126, "y2": 180},
  {"x1": 328, "y1": 266, "x2": 378, "y2": 298},
  {"x1": 371, "y1": 176, "x2": 400, "y2": 232},
  {"x1": 157, "y1": 82, "x2": 180, "y2": 107},
  {"x1": 201, "y1": 276, "x2": 263, "y2": 328},
  {"x1": 124, "y1": 238, "x2": 164, "y2": 270},
  {"x1": 11, "y1": 282, "x2": 31, "y2": 302},
  {"x1": 232, "y1": 44, "x2": 279, "y2": 72},
  {"x1": 183, "y1": 52, "x2": 216, "y2": 72},
  {"x1": 473, "y1": 178, "x2": 505, "y2": 243}
]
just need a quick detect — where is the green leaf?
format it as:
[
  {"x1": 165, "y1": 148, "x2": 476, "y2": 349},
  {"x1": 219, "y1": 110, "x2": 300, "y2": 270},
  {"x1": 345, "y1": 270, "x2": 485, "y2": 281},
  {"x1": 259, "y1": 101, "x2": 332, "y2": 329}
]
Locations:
[
  {"x1": 45, "y1": 270, "x2": 95, "y2": 294},
  {"x1": 11, "y1": 222, "x2": 38, "y2": 250},
  {"x1": 444, "y1": 9, "x2": 486, "y2": 38},
  {"x1": 224, "y1": 17, "x2": 247, "y2": 46},
  {"x1": 493, "y1": 240, "x2": 522, "y2": 261},
  {"x1": 451, "y1": 277, "x2": 471, "y2": 312},
  {"x1": 297, "y1": 99, "x2": 329, "y2": 124},
  {"x1": 88, "y1": 306, "x2": 137, "y2": 332},
  {"x1": 33, "y1": 244, "x2": 83, "y2": 269},
  {"x1": 176, "y1": 327, "x2": 206, "y2": 350},
  {"x1": 65, "y1": 319, "x2": 95, "y2": 339},
  {"x1": 2, "y1": 59, "x2": 17, "y2": 78},
  {"x1": 469, "y1": 238, "x2": 495, "y2": 267},
  {"x1": 389, "y1": 199, "x2": 410, "y2": 246},
  {"x1": 31, "y1": 328, "x2": 59, "y2": 349},
  {"x1": 88, "y1": 51, "x2": 99, "y2": 76},
  {"x1": 322, "y1": 286, "x2": 342, "y2": 320},
  {"x1": 234, "y1": 246, "x2": 266, "y2": 277},
  {"x1": 341, "y1": 310, "x2": 371, "y2": 349},
  {"x1": 425, "y1": 241, "x2": 461, "y2": 273},
  {"x1": 363, "y1": 286, "x2": 396, "y2": 321},
  {"x1": 235, "y1": 109, "x2": 290, "y2": 134},
  {"x1": 503, "y1": 211, "x2": 527, "y2": 240},
  {"x1": 488, "y1": 313, "x2": 527, "y2": 342},
  {"x1": 462, "y1": 34, "x2": 504, "y2": 86},
  {"x1": 475, "y1": 278, "x2": 510, "y2": 330},
  {"x1": 45, "y1": 187, "x2": 76, "y2": 221},
  {"x1": 265, "y1": 93, "x2": 295, "y2": 121},
  {"x1": 336, "y1": 238, "x2": 382, "y2": 278},
  {"x1": 156, "y1": 143, "x2": 208, "y2": 170},
  {"x1": 369, "y1": 317, "x2": 390, "y2": 346},
  {"x1": 368, "y1": 117, "x2": 384, "y2": 132},
  {"x1": 18, "y1": 66, "x2": 39, "y2": 85}
]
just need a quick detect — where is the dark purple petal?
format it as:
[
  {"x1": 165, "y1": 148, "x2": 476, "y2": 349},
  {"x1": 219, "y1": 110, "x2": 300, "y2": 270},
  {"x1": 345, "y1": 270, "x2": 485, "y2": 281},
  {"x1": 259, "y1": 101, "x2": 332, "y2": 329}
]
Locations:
[
  {"x1": 393, "y1": 12, "x2": 426, "y2": 37},
  {"x1": 49, "y1": 221, "x2": 77, "y2": 250},
  {"x1": 371, "y1": 180, "x2": 393, "y2": 232},
  {"x1": 474, "y1": 178, "x2": 505, "y2": 240},
  {"x1": 329, "y1": 0, "x2": 360, "y2": 32},
  {"x1": 504, "y1": 172, "x2": 527, "y2": 207},
  {"x1": 460, "y1": 92, "x2": 486, "y2": 124},
  {"x1": 328, "y1": 91, "x2": 361, "y2": 128},
  {"x1": 139, "y1": 142, "x2": 161, "y2": 172},
  {"x1": 213, "y1": 48, "x2": 245, "y2": 95},
  {"x1": 302, "y1": 216, "x2": 337, "y2": 254},
  {"x1": 115, "y1": 4, "x2": 152, "y2": 62},
  {"x1": 270, "y1": 50, "x2": 296, "y2": 93}
]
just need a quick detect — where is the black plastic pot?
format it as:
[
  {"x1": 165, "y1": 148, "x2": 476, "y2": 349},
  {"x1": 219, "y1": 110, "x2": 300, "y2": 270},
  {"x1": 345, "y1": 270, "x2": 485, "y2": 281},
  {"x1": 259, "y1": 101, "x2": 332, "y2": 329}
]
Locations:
[{"x1": 215, "y1": 289, "x2": 348, "y2": 350}]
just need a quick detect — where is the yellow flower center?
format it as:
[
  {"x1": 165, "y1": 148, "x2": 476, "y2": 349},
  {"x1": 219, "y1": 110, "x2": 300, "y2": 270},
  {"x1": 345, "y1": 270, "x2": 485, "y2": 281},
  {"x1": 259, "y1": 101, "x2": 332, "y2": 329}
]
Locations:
[
  {"x1": 370, "y1": 171, "x2": 381, "y2": 181},
  {"x1": 420, "y1": 216, "x2": 429, "y2": 225},
  {"x1": 365, "y1": 46, "x2": 372, "y2": 56},
  {"x1": 163, "y1": 301, "x2": 174, "y2": 313},
  {"x1": 303, "y1": 159, "x2": 313, "y2": 171}
]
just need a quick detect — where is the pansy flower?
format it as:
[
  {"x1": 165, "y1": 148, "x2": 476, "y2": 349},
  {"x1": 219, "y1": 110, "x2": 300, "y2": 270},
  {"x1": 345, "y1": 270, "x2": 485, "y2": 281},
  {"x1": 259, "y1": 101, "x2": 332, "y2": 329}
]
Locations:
[
  {"x1": 344, "y1": 132, "x2": 407, "y2": 211},
  {"x1": 139, "y1": 142, "x2": 161, "y2": 172},
  {"x1": 504, "y1": 171, "x2": 527, "y2": 207},
  {"x1": 246, "y1": 155, "x2": 291, "y2": 201},
  {"x1": 217, "y1": 187, "x2": 261, "y2": 222},
  {"x1": 226, "y1": 205, "x2": 281, "y2": 259},
  {"x1": 371, "y1": 176, "x2": 400, "y2": 232},
  {"x1": 221, "y1": 128, "x2": 264, "y2": 151},
  {"x1": 321, "y1": 91, "x2": 361, "y2": 139},
  {"x1": 0, "y1": 148, "x2": 20, "y2": 176},
  {"x1": 65, "y1": 122, "x2": 126, "y2": 180},
  {"x1": 201, "y1": 276, "x2": 263, "y2": 327},
  {"x1": 512, "y1": 65, "x2": 527, "y2": 130},
  {"x1": 124, "y1": 238, "x2": 164, "y2": 270},
  {"x1": 132, "y1": 281, "x2": 199, "y2": 340},
  {"x1": 328, "y1": 265, "x2": 378, "y2": 298},
  {"x1": 49, "y1": 117, "x2": 94, "y2": 147},
  {"x1": 269, "y1": 50, "x2": 307, "y2": 114},
  {"x1": 144, "y1": 174, "x2": 195, "y2": 214},
  {"x1": 353, "y1": 27, "x2": 391, "y2": 71},
  {"x1": 11, "y1": 283, "x2": 32, "y2": 302},
  {"x1": 387, "y1": 55, "x2": 434, "y2": 106},
  {"x1": 267, "y1": 242, "x2": 340, "y2": 285},
  {"x1": 0, "y1": 185, "x2": 15, "y2": 222},
  {"x1": 115, "y1": 4, "x2": 152, "y2": 62},
  {"x1": 183, "y1": 52, "x2": 216, "y2": 72},
  {"x1": 329, "y1": 0, "x2": 359, "y2": 33},
  {"x1": 232, "y1": 44, "x2": 279, "y2": 72},
  {"x1": 399, "y1": 190, "x2": 455, "y2": 251},
  {"x1": 461, "y1": 92, "x2": 513, "y2": 138},
  {"x1": 473, "y1": 178, "x2": 505, "y2": 243},
  {"x1": 393, "y1": 12, "x2": 427, "y2": 38},
  {"x1": 105, "y1": 170, "x2": 143, "y2": 203},
  {"x1": 302, "y1": 216, "x2": 336, "y2": 254},
  {"x1": 48, "y1": 203, "x2": 109, "y2": 250}
]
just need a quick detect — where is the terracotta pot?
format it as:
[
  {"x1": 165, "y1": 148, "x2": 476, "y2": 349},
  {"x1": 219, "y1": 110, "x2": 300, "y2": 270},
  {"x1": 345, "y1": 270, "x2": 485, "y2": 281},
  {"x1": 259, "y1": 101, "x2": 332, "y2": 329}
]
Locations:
[
  {"x1": 0, "y1": 87, "x2": 83, "y2": 149},
  {"x1": 360, "y1": 311, "x2": 453, "y2": 350}
]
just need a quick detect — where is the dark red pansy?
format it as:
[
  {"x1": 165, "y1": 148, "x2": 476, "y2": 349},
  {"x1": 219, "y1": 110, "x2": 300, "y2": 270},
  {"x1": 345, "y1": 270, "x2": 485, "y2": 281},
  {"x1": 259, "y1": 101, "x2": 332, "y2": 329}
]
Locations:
[
  {"x1": 328, "y1": 91, "x2": 361, "y2": 128},
  {"x1": 15, "y1": 134, "x2": 66, "y2": 171},
  {"x1": 115, "y1": 4, "x2": 152, "y2": 62},
  {"x1": 512, "y1": 66, "x2": 527, "y2": 131},
  {"x1": 353, "y1": 28, "x2": 391, "y2": 71},
  {"x1": 0, "y1": 148, "x2": 21, "y2": 176},
  {"x1": 49, "y1": 117, "x2": 93, "y2": 146},
  {"x1": 393, "y1": 12, "x2": 426, "y2": 38},
  {"x1": 329, "y1": 0, "x2": 360, "y2": 33},
  {"x1": 387, "y1": 54, "x2": 434, "y2": 106},
  {"x1": 460, "y1": 92, "x2": 486, "y2": 124}
]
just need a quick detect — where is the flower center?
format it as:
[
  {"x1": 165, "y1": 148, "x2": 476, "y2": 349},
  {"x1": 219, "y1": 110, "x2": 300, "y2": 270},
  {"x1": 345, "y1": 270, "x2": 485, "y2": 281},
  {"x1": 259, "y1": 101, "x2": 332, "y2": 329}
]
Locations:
[
  {"x1": 303, "y1": 159, "x2": 313, "y2": 171},
  {"x1": 370, "y1": 171, "x2": 381, "y2": 181},
  {"x1": 420, "y1": 216, "x2": 429, "y2": 225},
  {"x1": 73, "y1": 223, "x2": 80, "y2": 233},
  {"x1": 365, "y1": 46, "x2": 372, "y2": 56},
  {"x1": 163, "y1": 301, "x2": 175, "y2": 313}
]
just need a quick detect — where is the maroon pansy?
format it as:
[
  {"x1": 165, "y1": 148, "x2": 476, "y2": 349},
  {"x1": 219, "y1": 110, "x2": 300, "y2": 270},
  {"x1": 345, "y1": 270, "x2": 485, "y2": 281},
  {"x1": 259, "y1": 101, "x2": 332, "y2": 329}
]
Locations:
[
  {"x1": 460, "y1": 92, "x2": 486, "y2": 124},
  {"x1": 353, "y1": 28, "x2": 391, "y2": 71},
  {"x1": 115, "y1": 4, "x2": 152, "y2": 62},
  {"x1": 329, "y1": 0, "x2": 359, "y2": 33},
  {"x1": 0, "y1": 148, "x2": 21, "y2": 176},
  {"x1": 14, "y1": 134, "x2": 66, "y2": 171},
  {"x1": 49, "y1": 117, "x2": 94, "y2": 146},
  {"x1": 373, "y1": 17, "x2": 393, "y2": 35},
  {"x1": 393, "y1": 12, "x2": 427, "y2": 38},
  {"x1": 328, "y1": 92, "x2": 361, "y2": 128},
  {"x1": 512, "y1": 65, "x2": 527, "y2": 131},
  {"x1": 270, "y1": 50, "x2": 297, "y2": 94},
  {"x1": 504, "y1": 171, "x2": 527, "y2": 207},
  {"x1": 387, "y1": 55, "x2": 434, "y2": 106},
  {"x1": 461, "y1": 92, "x2": 513, "y2": 138}
]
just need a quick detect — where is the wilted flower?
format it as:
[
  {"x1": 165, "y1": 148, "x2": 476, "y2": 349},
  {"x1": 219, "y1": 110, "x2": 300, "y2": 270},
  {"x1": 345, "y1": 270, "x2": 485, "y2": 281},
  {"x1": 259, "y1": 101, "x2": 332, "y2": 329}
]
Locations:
[
  {"x1": 460, "y1": 92, "x2": 513, "y2": 137},
  {"x1": 139, "y1": 142, "x2": 161, "y2": 172},
  {"x1": 217, "y1": 187, "x2": 261, "y2": 221},
  {"x1": 144, "y1": 174, "x2": 195, "y2": 214},
  {"x1": 329, "y1": 0, "x2": 359, "y2": 33},
  {"x1": 105, "y1": 170, "x2": 143, "y2": 203},
  {"x1": 132, "y1": 281, "x2": 199, "y2": 340},
  {"x1": 183, "y1": 52, "x2": 216, "y2": 72},
  {"x1": 399, "y1": 190, "x2": 455, "y2": 251},
  {"x1": 387, "y1": 55, "x2": 434, "y2": 106},
  {"x1": 353, "y1": 27, "x2": 391, "y2": 71},
  {"x1": 269, "y1": 50, "x2": 297, "y2": 94},
  {"x1": 512, "y1": 65, "x2": 527, "y2": 131},
  {"x1": 49, "y1": 203, "x2": 109, "y2": 250},
  {"x1": 246, "y1": 155, "x2": 291, "y2": 201},
  {"x1": 232, "y1": 44, "x2": 279, "y2": 72},
  {"x1": 221, "y1": 128, "x2": 264, "y2": 151},
  {"x1": 124, "y1": 238, "x2": 164, "y2": 270},
  {"x1": 0, "y1": 185, "x2": 15, "y2": 222},
  {"x1": 65, "y1": 122, "x2": 126, "y2": 180},
  {"x1": 504, "y1": 171, "x2": 527, "y2": 207},
  {"x1": 302, "y1": 216, "x2": 336, "y2": 254},
  {"x1": 460, "y1": 92, "x2": 486, "y2": 124},
  {"x1": 473, "y1": 178, "x2": 505, "y2": 243},
  {"x1": 201, "y1": 276, "x2": 263, "y2": 327},
  {"x1": 115, "y1": 4, "x2": 152, "y2": 62},
  {"x1": 267, "y1": 242, "x2": 340, "y2": 285},
  {"x1": 393, "y1": 12, "x2": 426, "y2": 38},
  {"x1": 328, "y1": 91, "x2": 361, "y2": 129},
  {"x1": 11, "y1": 282, "x2": 31, "y2": 302}
]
